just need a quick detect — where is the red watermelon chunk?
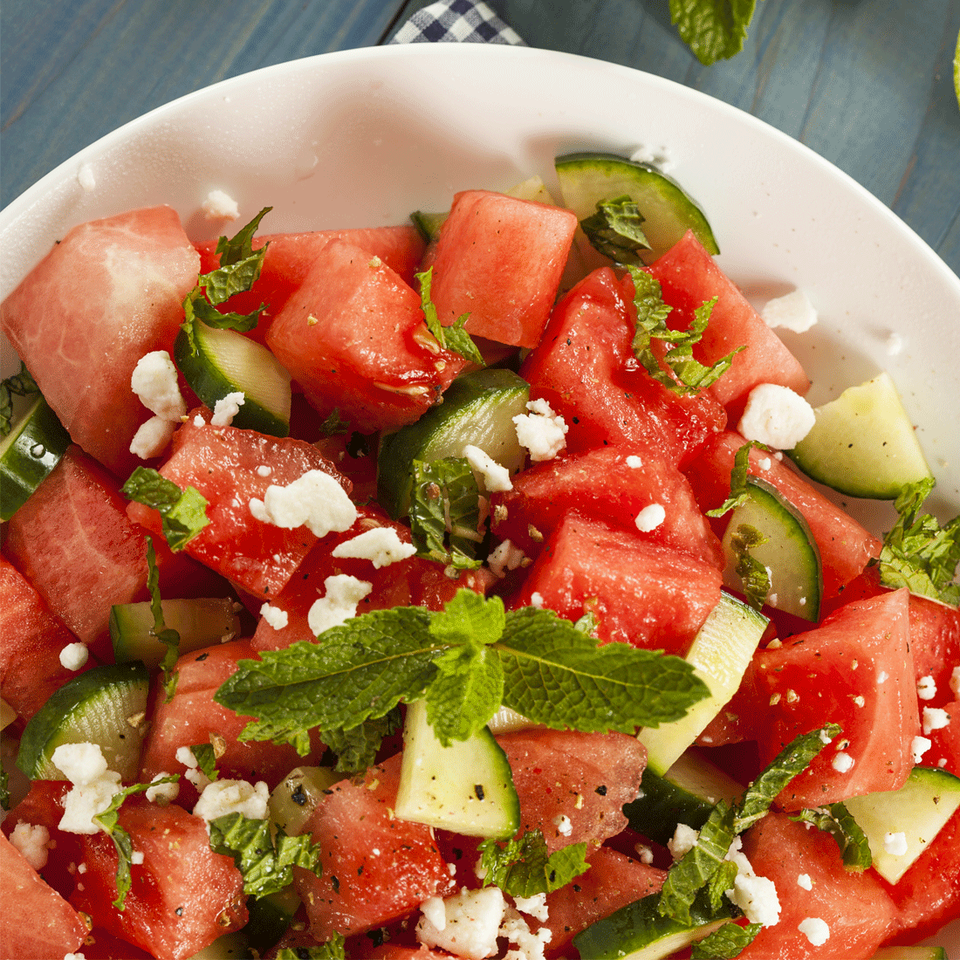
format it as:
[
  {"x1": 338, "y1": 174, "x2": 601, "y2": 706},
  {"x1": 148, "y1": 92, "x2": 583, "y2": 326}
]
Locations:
[
  {"x1": 519, "y1": 267, "x2": 727, "y2": 467},
  {"x1": 429, "y1": 190, "x2": 578, "y2": 348},
  {"x1": 647, "y1": 231, "x2": 810, "y2": 414},
  {"x1": 0, "y1": 206, "x2": 199, "y2": 476},
  {"x1": 296, "y1": 753, "x2": 455, "y2": 942},
  {"x1": 753, "y1": 588, "x2": 918, "y2": 809},
  {"x1": 509, "y1": 513, "x2": 722, "y2": 657},
  {"x1": 738, "y1": 812, "x2": 898, "y2": 960},
  {"x1": 495, "y1": 728, "x2": 647, "y2": 854},
  {"x1": 0, "y1": 832, "x2": 89, "y2": 960},
  {"x1": 195, "y1": 224, "x2": 426, "y2": 341},
  {"x1": 70, "y1": 798, "x2": 247, "y2": 960},
  {"x1": 127, "y1": 411, "x2": 350, "y2": 599},
  {"x1": 490, "y1": 443, "x2": 725, "y2": 569},
  {"x1": 266, "y1": 238, "x2": 465, "y2": 434}
]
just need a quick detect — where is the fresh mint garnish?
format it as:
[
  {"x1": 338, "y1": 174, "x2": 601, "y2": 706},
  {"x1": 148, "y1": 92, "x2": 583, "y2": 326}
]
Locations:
[
  {"x1": 409, "y1": 457, "x2": 484, "y2": 569},
  {"x1": 790, "y1": 802, "x2": 872, "y2": 871},
  {"x1": 276, "y1": 935, "x2": 345, "y2": 960},
  {"x1": 0, "y1": 363, "x2": 39, "y2": 437},
  {"x1": 477, "y1": 829, "x2": 590, "y2": 897},
  {"x1": 208, "y1": 812, "x2": 322, "y2": 899},
  {"x1": 875, "y1": 477, "x2": 960, "y2": 606},
  {"x1": 627, "y1": 266, "x2": 741, "y2": 395},
  {"x1": 189, "y1": 741, "x2": 221, "y2": 782},
  {"x1": 214, "y1": 590, "x2": 710, "y2": 755},
  {"x1": 322, "y1": 709, "x2": 401, "y2": 773},
  {"x1": 144, "y1": 537, "x2": 181, "y2": 700},
  {"x1": 706, "y1": 442, "x2": 770, "y2": 518},
  {"x1": 123, "y1": 467, "x2": 209, "y2": 551},
  {"x1": 417, "y1": 267, "x2": 486, "y2": 367},
  {"x1": 691, "y1": 921, "x2": 763, "y2": 959},
  {"x1": 727, "y1": 523, "x2": 771, "y2": 612},
  {"x1": 580, "y1": 195, "x2": 651, "y2": 264},
  {"x1": 669, "y1": 0, "x2": 759, "y2": 66}
]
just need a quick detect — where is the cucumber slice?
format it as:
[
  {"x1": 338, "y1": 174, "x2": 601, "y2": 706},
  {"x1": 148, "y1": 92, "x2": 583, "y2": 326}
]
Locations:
[
  {"x1": 637, "y1": 593, "x2": 767, "y2": 776},
  {"x1": 572, "y1": 891, "x2": 733, "y2": 960},
  {"x1": 788, "y1": 372, "x2": 933, "y2": 499},
  {"x1": 377, "y1": 368, "x2": 530, "y2": 518},
  {"x1": 110, "y1": 597, "x2": 243, "y2": 669},
  {"x1": 555, "y1": 152, "x2": 719, "y2": 265},
  {"x1": 844, "y1": 766, "x2": 960, "y2": 885},
  {"x1": 183, "y1": 930, "x2": 251, "y2": 959},
  {"x1": 411, "y1": 209, "x2": 447, "y2": 243},
  {"x1": 0, "y1": 394, "x2": 71, "y2": 521},
  {"x1": 174, "y1": 322, "x2": 292, "y2": 437},
  {"x1": 624, "y1": 750, "x2": 744, "y2": 846},
  {"x1": 721, "y1": 477, "x2": 822, "y2": 622},
  {"x1": 394, "y1": 700, "x2": 520, "y2": 839},
  {"x1": 243, "y1": 886, "x2": 302, "y2": 956},
  {"x1": 16, "y1": 661, "x2": 150, "y2": 782},
  {"x1": 267, "y1": 765, "x2": 341, "y2": 838},
  {"x1": 870, "y1": 948, "x2": 947, "y2": 960}
]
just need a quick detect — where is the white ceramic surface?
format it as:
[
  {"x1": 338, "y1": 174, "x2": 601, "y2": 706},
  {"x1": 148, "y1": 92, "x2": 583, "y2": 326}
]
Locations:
[{"x1": 1, "y1": 43, "x2": 958, "y2": 953}]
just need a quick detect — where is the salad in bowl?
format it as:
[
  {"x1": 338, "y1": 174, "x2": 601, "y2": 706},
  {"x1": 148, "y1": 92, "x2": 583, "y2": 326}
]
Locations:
[{"x1": 0, "y1": 44, "x2": 958, "y2": 960}]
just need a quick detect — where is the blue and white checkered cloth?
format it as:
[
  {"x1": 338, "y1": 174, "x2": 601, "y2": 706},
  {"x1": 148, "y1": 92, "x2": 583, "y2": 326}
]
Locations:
[{"x1": 390, "y1": 0, "x2": 526, "y2": 45}]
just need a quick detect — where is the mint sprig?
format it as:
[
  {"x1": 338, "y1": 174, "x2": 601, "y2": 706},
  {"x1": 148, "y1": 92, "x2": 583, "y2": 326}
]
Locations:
[
  {"x1": 144, "y1": 536, "x2": 181, "y2": 700},
  {"x1": 409, "y1": 456, "x2": 484, "y2": 569},
  {"x1": 417, "y1": 267, "x2": 486, "y2": 367},
  {"x1": 123, "y1": 467, "x2": 209, "y2": 551},
  {"x1": 691, "y1": 921, "x2": 763, "y2": 959},
  {"x1": 727, "y1": 523, "x2": 771, "y2": 612},
  {"x1": 214, "y1": 590, "x2": 710, "y2": 754},
  {"x1": 790, "y1": 802, "x2": 872, "y2": 871},
  {"x1": 580, "y1": 195, "x2": 651, "y2": 264},
  {"x1": 669, "y1": 0, "x2": 759, "y2": 66},
  {"x1": 706, "y1": 441, "x2": 770, "y2": 518},
  {"x1": 477, "y1": 830, "x2": 590, "y2": 897}
]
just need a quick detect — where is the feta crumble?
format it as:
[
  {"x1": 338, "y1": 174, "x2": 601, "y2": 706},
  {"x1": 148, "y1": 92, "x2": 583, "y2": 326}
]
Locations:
[
  {"x1": 202, "y1": 189, "x2": 240, "y2": 221},
  {"x1": 923, "y1": 706, "x2": 950, "y2": 735},
  {"x1": 553, "y1": 814, "x2": 573, "y2": 837},
  {"x1": 884, "y1": 832, "x2": 909, "y2": 856},
  {"x1": 129, "y1": 415, "x2": 177, "y2": 460},
  {"x1": 917, "y1": 676, "x2": 937, "y2": 700},
  {"x1": 912, "y1": 736, "x2": 932, "y2": 763},
  {"x1": 798, "y1": 917, "x2": 830, "y2": 946},
  {"x1": 175, "y1": 745, "x2": 211, "y2": 792},
  {"x1": 724, "y1": 840, "x2": 781, "y2": 927},
  {"x1": 59, "y1": 642, "x2": 89, "y2": 672},
  {"x1": 512, "y1": 892, "x2": 549, "y2": 922},
  {"x1": 249, "y1": 469, "x2": 358, "y2": 537},
  {"x1": 260, "y1": 602, "x2": 289, "y2": 630},
  {"x1": 462, "y1": 444, "x2": 514, "y2": 492},
  {"x1": 52, "y1": 743, "x2": 122, "y2": 835},
  {"x1": 635, "y1": 503, "x2": 666, "y2": 533},
  {"x1": 738, "y1": 383, "x2": 816, "y2": 450},
  {"x1": 307, "y1": 574, "x2": 372, "y2": 636},
  {"x1": 194, "y1": 779, "x2": 270, "y2": 823},
  {"x1": 761, "y1": 289, "x2": 818, "y2": 333},
  {"x1": 668, "y1": 823, "x2": 700, "y2": 860},
  {"x1": 9, "y1": 822, "x2": 52, "y2": 871},
  {"x1": 797, "y1": 873, "x2": 813, "y2": 891},
  {"x1": 488, "y1": 539, "x2": 528, "y2": 579},
  {"x1": 832, "y1": 751, "x2": 855, "y2": 773},
  {"x1": 131, "y1": 350, "x2": 187, "y2": 422},
  {"x1": 145, "y1": 772, "x2": 180, "y2": 805},
  {"x1": 210, "y1": 391, "x2": 245, "y2": 426},
  {"x1": 513, "y1": 398, "x2": 568, "y2": 462},
  {"x1": 417, "y1": 886, "x2": 506, "y2": 959},
  {"x1": 331, "y1": 526, "x2": 418, "y2": 569},
  {"x1": 77, "y1": 163, "x2": 96, "y2": 192}
]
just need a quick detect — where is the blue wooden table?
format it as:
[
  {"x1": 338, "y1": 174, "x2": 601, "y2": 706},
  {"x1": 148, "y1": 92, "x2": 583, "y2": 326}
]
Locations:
[{"x1": 2, "y1": 0, "x2": 958, "y2": 275}]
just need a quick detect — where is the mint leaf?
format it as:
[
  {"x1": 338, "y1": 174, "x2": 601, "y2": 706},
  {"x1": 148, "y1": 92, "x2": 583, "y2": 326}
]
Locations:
[
  {"x1": 706, "y1": 442, "x2": 769, "y2": 518},
  {"x1": 93, "y1": 776, "x2": 179, "y2": 910},
  {"x1": 669, "y1": 0, "x2": 759, "y2": 66},
  {"x1": 276, "y1": 934, "x2": 345, "y2": 960},
  {"x1": 123, "y1": 467, "x2": 209, "y2": 551},
  {"x1": 322, "y1": 709, "x2": 401, "y2": 773},
  {"x1": 189, "y1": 741, "x2": 221, "y2": 782},
  {"x1": 145, "y1": 537, "x2": 181, "y2": 700},
  {"x1": 727, "y1": 523, "x2": 771, "y2": 612},
  {"x1": 214, "y1": 206, "x2": 271, "y2": 268},
  {"x1": 477, "y1": 830, "x2": 590, "y2": 897},
  {"x1": 580, "y1": 195, "x2": 651, "y2": 264},
  {"x1": 426, "y1": 641, "x2": 504, "y2": 745},
  {"x1": 875, "y1": 478, "x2": 960, "y2": 606},
  {"x1": 691, "y1": 921, "x2": 762, "y2": 958},
  {"x1": 409, "y1": 457, "x2": 484, "y2": 569},
  {"x1": 430, "y1": 589, "x2": 506, "y2": 647},
  {"x1": 790, "y1": 802, "x2": 872, "y2": 872},
  {"x1": 208, "y1": 812, "x2": 321, "y2": 899},
  {"x1": 627, "y1": 266, "x2": 741, "y2": 395},
  {"x1": 417, "y1": 267, "x2": 485, "y2": 367},
  {"x1": 0, "y1": 363, "x2": 39, "y2": 437}
]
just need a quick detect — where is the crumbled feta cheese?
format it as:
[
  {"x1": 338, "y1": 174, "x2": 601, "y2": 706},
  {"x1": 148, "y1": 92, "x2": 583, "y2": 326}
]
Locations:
[
  {"x1": 798, "y1": 917, "x2": 830, "y2": 946},
  {"x1": 636, "y1": 844, "x2": 655, "y2": 864},
  {"x1": 512, "y1": 892, "x2": 549, "y2": 922},
  {"x1": 129, "y1": 415, "x2": 177, "y2": 459},
  {"x1": 131, "y1": 850, "x2": 145, "y2": 865},
  {"x1": 210, "y1": 391, "x2": 245, "y2": 426},
  {"x1": 64, "y1": 953, "x2": 87, "y2": 960},
  {"x1": 145, "y1": 772, "x2": 179, "y2": 805},
  {"x1": 738, "y1": 383, "x2": 816, "y2": 450},
  {"x1": 52, "y1": 743, "x2": 122, "y2": 835},
  {"x1": 501, "y1": 904, "x2": 552, "y2": 960},
  {"x1": 488, "y1": 539, "x2": 527, "y2": 579},
  {"x1": 260, "y1": 602, "x2": 289, "y2": 630},
  {"x1": 10, "y1": 822, "x2": 52, "y2": 871},
  {"x1": 202, "y1": 189, "x2": 240, "y2": 221},
  {"x1": 420, "y1": 896, "x2": 447, "y2": 932},
  {"x1": 131, "y1": 350, "x2": 187, "y2": 421},
  {"x1": 629, "y1": 144, "x2": 675, "y2": 173},
  {"x1": 761, "y1": 289, "x2": 818, "y2": 333},
  {"x1": 797, "y1": 873, "x2": 813, "y2": 891},
  {"x1": 635, "y1": 503, "x2": 666, "y2": 533},
  {"x1": 553, "y1": 814, "x2": 573, "y2": 837},
  {"x1": 513, "y1": 398, "x2": 568, "y2": 462},
  {"x1": 923, "y1": 706, "x2": 950, "y2": 734},
  {"x1": 724, "y1": 840, "x2": 781, "y2": 927},
  {"x1": 59, "y1": 642, "x2": 89, "y2": 672},
  {"x1": 463, "y1": 444, "x2": 513, "y2": 493},
  {"x1": 307, "y1": 574, "x2": 372, "y2": 636},
  {"x1": 417, "y1": 885, "x2": 506, "y2": 959},
  {"x1": 668, "y1": 823, "x2": 699, "y2": 860},
  {"x1": 626, "y1": 454, "x2": 644, "y2": 468},
  {"x1": 332, "y1": 527, "x2": 418, "y2": 569},
  {"x1": 193, "y1": 413, "x2": 206, "y2": 427},
  {"x1": 52, "y1": 742, "x2": 109, "y2": 785},
  {"x1": 193, "y1": 779, "x2": 270, "y2": 823},
  {"x1": 249, "y1": 469, "x2": 358, "y2": 537},
  {"x1": 175, "y1": 745, "x2": 211, "y2": 792},
  {"x1": 884, "y1": 832, "x2": 909, "y2": 856},
  {"x1": 912, "y1": 736, "x2": 932, "y2": 763},
  {"x1": 832, "y1": 751, "x2": 855, "y2": 773},
  {"x1": 256, "y1": 464, "x2": 272, "y2": 477},
  {"x1": 878, "y1": 670, "x2": 889, "y2": 684},
  {"x1": 77, "y1": 163, "x2": 96, "y2": 192},
  {"x1": 529, "y1": 592, "x2": 544, "y2": 609},
  {"x1": 917, "y1": 676, "x2": 937, "y2": 700}
]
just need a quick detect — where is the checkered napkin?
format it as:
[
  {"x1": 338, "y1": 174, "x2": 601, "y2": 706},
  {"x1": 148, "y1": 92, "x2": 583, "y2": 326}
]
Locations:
[{"x1": 390, "y1": 0, "x2": 526, "y2": 45}]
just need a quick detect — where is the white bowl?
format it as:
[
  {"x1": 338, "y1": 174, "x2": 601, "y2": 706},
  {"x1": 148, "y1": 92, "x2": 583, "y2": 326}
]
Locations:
[{"x1": 1, "y1": 43, "x2": 958, "y2": 954}]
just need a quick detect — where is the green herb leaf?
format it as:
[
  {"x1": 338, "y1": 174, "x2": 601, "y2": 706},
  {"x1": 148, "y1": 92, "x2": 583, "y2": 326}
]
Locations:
[
  {"x1": 322, "y1": 709, "x2": 401, "y2": 773},
  {"x1": 208, "y1": 812, "x2": 322, "y2": 899},
  {"x1": 276, "y1": 934, "x2": 345, "y2": 960},
  {"x1": 93, "y1": 776, "x2": 179, "y2": 910},
  {"x1": 408, "y1": 457, "x2": 484, "y2": 569},
  {"x1": 691, "y1": 921, "x2": 762, "y2": 959},
  {"x1": 626, "y1": 266, "x2": 741, "y2": 395},
  {"x1": 318, "y1": 408, "x2": 351, "y2": 437},
  {"x1": 214, "y1": 207, "x2": 271, "y2": 268},
  {"x1": 727, "y1": 523, "x2": 771, "y2": 612},
  {"x1": 122, "y1": 467, "x2": 210, "y2": 551},
  {"x1": 417, "y1": 267, "x2": 486, "y2": 367},
  {"x1": 707, "y1": 442, "x2": 768, "y2": 518},
  {"x1": 145, "y1": 537, "x2": 181, "y2": 700},
  {"x1": 790, "y1": 802, "x2": 872, "y2": 872},
  {"x1": 477, "y1": 830, "x2": 590, "y2": 897},
  {"x1": 875, "y1": 478, "x2": 960, "y2": 606},
  {"x1": 0, "y1": 363, "x2": 39, "y2": 437},
  {"x1": 580, "y1": 195, "x2": 651, "y2": 263},
  {"x1": 426, "y1": 641, "x2": 504, "y2": 746},
  {"x1": 669, "y1": 0, "x2": 759, "y2": 66},
  {"x1": 189, "y1": 742, "x2": 220, "y2": 782}
]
